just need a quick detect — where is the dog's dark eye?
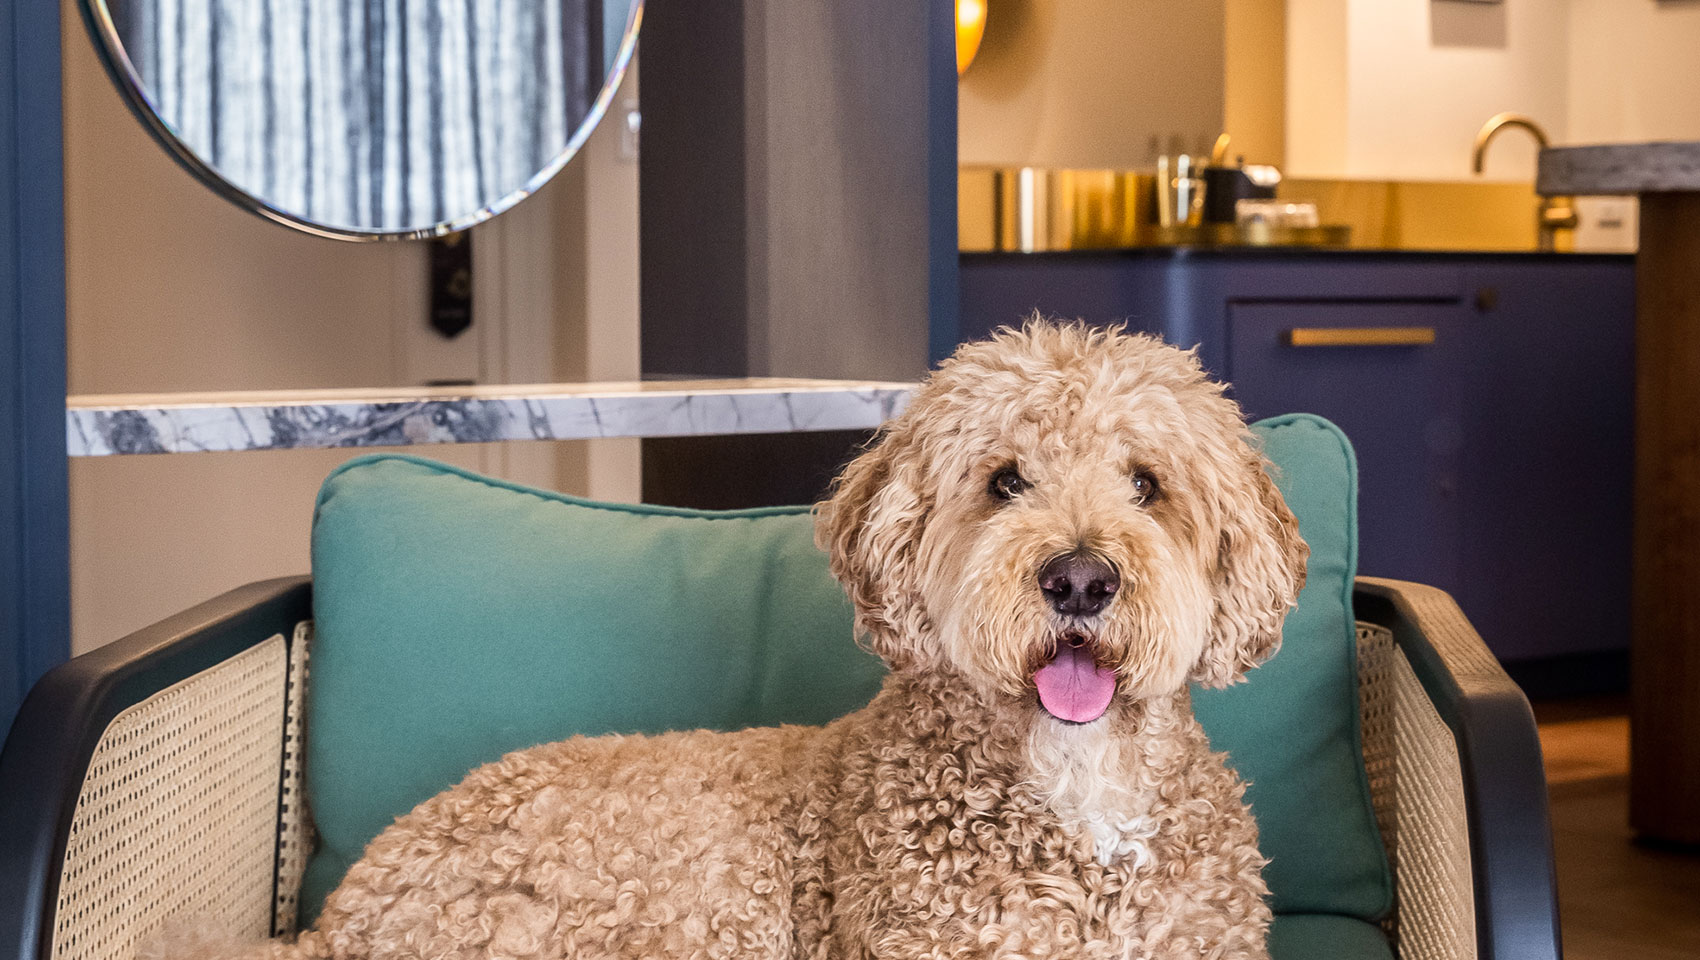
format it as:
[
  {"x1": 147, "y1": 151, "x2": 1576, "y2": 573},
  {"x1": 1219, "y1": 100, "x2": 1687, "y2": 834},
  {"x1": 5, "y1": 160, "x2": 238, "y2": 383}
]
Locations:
[
  {"x1": 1131, "y1": 472, "x2": 1160, "y2": 504},
  {"x1": 989, "y1": 467, "x2": 1029, "y2": 501}
]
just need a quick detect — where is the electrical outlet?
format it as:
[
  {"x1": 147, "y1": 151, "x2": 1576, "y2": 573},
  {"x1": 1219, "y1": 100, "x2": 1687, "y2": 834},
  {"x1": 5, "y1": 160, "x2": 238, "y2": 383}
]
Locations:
[{"x1": 1573, "y1": 197, "x2": 1639, "y2": 254}]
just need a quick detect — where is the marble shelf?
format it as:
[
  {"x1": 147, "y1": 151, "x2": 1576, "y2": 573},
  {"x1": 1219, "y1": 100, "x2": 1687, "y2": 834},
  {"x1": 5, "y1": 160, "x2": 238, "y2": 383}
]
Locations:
[{"x1": 67, "y1": 378, "x2": 917, "y2": 456}]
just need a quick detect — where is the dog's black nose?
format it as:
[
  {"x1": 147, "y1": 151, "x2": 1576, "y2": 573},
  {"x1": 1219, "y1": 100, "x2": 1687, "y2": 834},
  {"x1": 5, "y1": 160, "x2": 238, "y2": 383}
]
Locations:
[{"x1": 1038, "y1": 552, "x2": 1120, "y2": 617}]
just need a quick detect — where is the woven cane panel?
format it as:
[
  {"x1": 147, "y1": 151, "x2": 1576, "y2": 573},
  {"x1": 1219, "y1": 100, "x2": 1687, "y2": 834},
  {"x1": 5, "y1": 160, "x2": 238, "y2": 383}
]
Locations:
[
  {"x1": 51, "y1": 636, "x2": 289, "y2": 960},
  {"x1": 1357, "y1": 623, "x2": 1399, "y2": 890},
  {"x1": 1357, "y1": 623, "x2": 1477, "y2": 960},
  {"x1": 273, "y1": 621, "x2": 315, "y2": 936}
]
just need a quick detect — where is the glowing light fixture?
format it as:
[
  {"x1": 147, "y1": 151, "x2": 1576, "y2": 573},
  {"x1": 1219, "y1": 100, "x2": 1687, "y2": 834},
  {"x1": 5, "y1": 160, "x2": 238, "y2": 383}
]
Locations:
[{"x1": 957, "y1": 0, "x2": 986, "y2": 76}]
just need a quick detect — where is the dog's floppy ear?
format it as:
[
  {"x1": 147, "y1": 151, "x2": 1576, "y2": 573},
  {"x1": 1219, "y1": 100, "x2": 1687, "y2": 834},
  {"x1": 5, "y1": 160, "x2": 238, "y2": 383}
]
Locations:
[
  {"x1": 815, "y1": 426, "x2": 931, "y2": 668},
  {"x1": 1191, "y1": 447, "x2": 1308, "y2": 688}
]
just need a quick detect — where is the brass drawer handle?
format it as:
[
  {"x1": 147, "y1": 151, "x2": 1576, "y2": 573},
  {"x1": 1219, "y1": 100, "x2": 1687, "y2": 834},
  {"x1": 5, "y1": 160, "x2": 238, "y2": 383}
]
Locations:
[{"x1": 1283, "y1": 326, "x2": 1437, "y2": 347}]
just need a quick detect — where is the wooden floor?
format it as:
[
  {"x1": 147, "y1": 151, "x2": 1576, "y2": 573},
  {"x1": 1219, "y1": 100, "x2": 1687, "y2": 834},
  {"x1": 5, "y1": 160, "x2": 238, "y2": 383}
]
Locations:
[{"x1": 1535, "y1": 700, "x2": 1700, "y2": 959}]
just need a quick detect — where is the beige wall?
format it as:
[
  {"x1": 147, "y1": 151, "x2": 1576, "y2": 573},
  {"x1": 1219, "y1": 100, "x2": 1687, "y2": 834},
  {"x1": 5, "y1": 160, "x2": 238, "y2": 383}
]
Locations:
[
  {"x1": 1286, "y1": 0, "x2": 1700, "y2": 182},
  {"x1": 1560, "y1": 0, "x2": 1700, "y2": 253},
  {"x1": 1349, "y1": 0, "x2": 1567, "y2": 182},
  {"x1": 1224, "y1": 0, "x2": 1286, "y2": 167},
  {"x1": 1288, "y1": 0, "x2": 1569, "y2": 181},
  {"x1": 1567, "y1": 0, "x2": 1700, "y2": 144},
  {"x1": 963, "y1": 0, "x2": 1700, "y2": 181},
  {"x1": 63, "y1": 3, "x2": 639, "y2": 653},
  {"x1": 549, "y1": 72, "x2": 643, "y2": 500},
  {"x1": 959, "y1": 0, "x2": 1227, "y2": 169},
  {"x1": 1283, "y1": 0, "x2": 1348, "y2": 178}
]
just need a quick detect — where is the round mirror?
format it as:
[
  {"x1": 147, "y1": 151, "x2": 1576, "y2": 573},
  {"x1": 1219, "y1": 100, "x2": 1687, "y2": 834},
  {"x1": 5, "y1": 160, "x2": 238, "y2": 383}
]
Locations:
[{"x1": 81, "y1": 0, "x2": 641, "y2": 239}]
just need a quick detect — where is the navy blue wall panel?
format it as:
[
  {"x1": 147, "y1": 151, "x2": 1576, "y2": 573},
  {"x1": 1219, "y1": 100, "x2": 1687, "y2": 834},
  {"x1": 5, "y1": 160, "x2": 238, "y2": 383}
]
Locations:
[
  {"x1": 1, "y1": 2, "x2": 69, "y2": 740},
  {"x1": 925, "y1": 0, "x2": 959, "y2": 369}
]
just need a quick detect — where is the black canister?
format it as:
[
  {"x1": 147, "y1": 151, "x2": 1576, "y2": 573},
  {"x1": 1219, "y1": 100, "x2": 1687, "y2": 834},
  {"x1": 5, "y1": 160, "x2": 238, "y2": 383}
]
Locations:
[{"x1": 1203, "y1": 165, "x2": 1279, "y2": 224}]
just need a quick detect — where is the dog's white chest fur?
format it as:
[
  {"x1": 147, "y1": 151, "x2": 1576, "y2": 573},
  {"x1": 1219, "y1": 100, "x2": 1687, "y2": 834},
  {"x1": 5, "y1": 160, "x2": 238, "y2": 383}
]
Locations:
[
  {"x1": 1025, "y1": 719, "x2": 1164, "y2": 868},
  {"x1": 1081, "y1": 810, "x2": 1162, "y2": 868}
]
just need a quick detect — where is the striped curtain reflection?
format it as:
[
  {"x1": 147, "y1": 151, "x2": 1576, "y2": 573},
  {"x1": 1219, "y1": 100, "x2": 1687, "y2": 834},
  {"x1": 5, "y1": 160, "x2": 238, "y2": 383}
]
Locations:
[{"x1": 110, "y1": 0, "x2": 598, "y2": 232}]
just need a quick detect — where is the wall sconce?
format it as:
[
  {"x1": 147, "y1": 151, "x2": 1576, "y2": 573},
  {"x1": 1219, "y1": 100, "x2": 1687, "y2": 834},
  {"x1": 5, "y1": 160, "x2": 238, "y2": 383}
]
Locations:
[{"x1": 957, "y1": 0, "x2": 987, "y2": 75}]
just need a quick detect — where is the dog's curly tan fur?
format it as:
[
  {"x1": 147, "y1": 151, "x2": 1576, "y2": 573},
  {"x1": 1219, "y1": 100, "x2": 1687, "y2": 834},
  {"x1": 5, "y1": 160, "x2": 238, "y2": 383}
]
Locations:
[{"x1": 212, "y1": 322, "x2": 1308, "y2": 960}]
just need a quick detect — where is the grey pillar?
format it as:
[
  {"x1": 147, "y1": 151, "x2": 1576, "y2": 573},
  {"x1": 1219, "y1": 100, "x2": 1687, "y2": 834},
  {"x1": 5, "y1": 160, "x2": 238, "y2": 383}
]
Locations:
[
  {"x1": 640, "y1": 0, "x2": 956, "y2": 382},
  {"x1": 638, "y1": 0, "x2": 956, "y2": 506}
]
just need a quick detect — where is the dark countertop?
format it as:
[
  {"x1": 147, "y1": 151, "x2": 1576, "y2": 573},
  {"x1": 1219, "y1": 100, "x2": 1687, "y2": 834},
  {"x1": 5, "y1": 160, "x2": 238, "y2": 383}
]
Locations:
[
  {"x1": 1538, "y1": 142, "x2": 1700, "y2": 195},
  {"x1": 961, "y1": 248, "x2": 1633, "y2": 263}
]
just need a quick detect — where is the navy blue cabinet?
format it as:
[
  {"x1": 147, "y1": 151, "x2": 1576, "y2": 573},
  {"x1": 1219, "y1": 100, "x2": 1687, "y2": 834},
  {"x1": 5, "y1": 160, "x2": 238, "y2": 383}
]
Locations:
[
  {"x1": 960, "y1": 250, "x2": 1635, "y2": 664},
  {"x1": 1227, "y1": 299, "x2": 1469, "y2": 601},
  {"x1": 1451, "y1": 261, "x2": 1634, "y2": 663}
]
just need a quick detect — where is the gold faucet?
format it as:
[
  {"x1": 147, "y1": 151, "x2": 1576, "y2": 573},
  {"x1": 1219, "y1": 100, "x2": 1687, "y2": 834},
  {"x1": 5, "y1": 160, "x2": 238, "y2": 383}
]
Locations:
[{"x1": 1472, "y1": 112, "x2": 1578, "y2": 252}]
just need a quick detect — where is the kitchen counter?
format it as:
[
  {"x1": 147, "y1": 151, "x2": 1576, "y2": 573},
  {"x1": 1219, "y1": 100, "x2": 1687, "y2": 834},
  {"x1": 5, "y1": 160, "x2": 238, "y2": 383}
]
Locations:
[
  {"x1": 961, "y1": 167, "x2": 1595, "y2": 254},
  {"x1": 963, "y1": 248, "x2": 1628, "y2": 262},
  {"x1": 67, "y1": 378, "x2": 916, "y2": 456},
  {"x1": 1537, "y1": 139, "x2": 1700, "y2": 847}
]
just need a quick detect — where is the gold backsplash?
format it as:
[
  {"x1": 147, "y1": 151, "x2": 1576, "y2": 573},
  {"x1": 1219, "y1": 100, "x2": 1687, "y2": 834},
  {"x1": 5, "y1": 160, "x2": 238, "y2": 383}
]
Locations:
[{"x1": 959, "y1": 166, "x2": 1554, "y2": 253}]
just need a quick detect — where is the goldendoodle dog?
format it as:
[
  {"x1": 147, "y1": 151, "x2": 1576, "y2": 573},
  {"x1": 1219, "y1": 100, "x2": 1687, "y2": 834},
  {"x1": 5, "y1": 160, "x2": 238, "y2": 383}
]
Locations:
[{"x1": 215, "y1": 322, "x2": 1307, "y2": 960}]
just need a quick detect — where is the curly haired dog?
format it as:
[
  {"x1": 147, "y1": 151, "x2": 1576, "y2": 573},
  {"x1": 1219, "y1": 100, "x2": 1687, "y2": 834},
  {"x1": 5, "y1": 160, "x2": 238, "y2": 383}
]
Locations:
[{"x1": 210, "y1": 322, "x2": 1307, "y2": 960}]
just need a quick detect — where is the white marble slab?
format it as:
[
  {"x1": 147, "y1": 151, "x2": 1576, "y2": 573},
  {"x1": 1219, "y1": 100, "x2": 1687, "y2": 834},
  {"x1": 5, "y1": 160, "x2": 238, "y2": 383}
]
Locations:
[{"x1": 67, "y1": 378, "x2": 917, "y2": 456}]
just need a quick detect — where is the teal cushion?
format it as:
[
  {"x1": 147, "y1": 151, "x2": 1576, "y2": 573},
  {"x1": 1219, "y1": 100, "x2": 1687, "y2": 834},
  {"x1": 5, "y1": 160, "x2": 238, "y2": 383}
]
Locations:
[
  {"x1": 303, "y1": 414, "x2": 1389, "y2": 925},
  {"x1": 1195, "y1": 414, "x2": 1392, "y2": 919},
  {"x1": 303, "y1": 455, "x2": 886, "y2": 918},
  {"x1": 1269, "y1": 914, "x2": 1394, "y2": 960}
]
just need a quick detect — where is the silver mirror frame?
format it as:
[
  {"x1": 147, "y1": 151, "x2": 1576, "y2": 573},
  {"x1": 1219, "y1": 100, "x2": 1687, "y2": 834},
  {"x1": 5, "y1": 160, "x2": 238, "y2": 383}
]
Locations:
[{"x1": 77, "y1": 0, "x2": 643, "y2": 241}]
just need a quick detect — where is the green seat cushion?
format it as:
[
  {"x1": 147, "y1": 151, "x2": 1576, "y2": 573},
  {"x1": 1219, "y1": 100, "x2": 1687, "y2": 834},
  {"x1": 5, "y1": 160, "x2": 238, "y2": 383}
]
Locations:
[
  {"x1": 303, "y1": 414, "x2": 1389, "y2": 925},
  {"x1": 1269, "y1": 914, "x2": 1394, "y2": 960}
]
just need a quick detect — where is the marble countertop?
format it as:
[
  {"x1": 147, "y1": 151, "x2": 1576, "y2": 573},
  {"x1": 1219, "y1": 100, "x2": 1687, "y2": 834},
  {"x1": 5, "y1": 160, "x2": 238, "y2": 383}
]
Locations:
[
  {"x1": 68, "y1": 378, "x2": 917, "y2": 456},
  {"x1": 1538, "y1": 141, "x2": 1700, "y2": 195}
]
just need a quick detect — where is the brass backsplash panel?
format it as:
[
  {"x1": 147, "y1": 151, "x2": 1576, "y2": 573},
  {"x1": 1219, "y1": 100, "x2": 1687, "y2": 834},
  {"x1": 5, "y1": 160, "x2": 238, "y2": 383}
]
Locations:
[
  {"x1": 960, "y1": 166, "x2": 1554, "y2": 253},
  {"x1": 958, "y1": 168, "x2": 1155, "y2": 252},
  {"x1": 1286, "y1": 179, "x2": 1547, "y2": 252}
]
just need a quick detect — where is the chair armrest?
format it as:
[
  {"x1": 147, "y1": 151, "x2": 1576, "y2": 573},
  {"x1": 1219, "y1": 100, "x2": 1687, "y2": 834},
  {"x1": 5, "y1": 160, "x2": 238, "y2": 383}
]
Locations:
[
  {"x1": 1354, "y1": 576, "x2": 1560, "y2": 960},
  {"x1": 0, "y1": 577, "x2": 313, "y2": 960}
]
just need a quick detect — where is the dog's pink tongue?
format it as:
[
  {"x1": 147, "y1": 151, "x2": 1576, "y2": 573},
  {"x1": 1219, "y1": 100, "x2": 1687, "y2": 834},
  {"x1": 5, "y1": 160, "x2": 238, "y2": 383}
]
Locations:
[{"x1": 1034, "y1": 644, "x2": 1117, "y2": 723}]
